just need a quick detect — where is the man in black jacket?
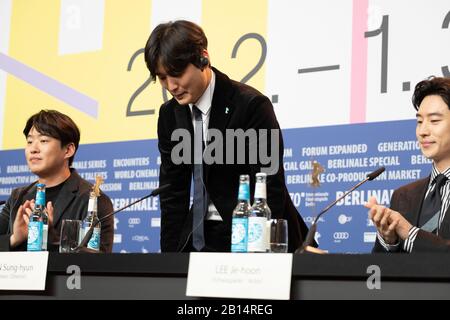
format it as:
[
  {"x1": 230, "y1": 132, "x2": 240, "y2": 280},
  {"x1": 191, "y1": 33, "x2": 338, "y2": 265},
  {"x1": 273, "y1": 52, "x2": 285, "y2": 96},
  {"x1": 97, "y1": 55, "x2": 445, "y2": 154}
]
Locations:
[
  {"x1": 0, "y1": 110, "x2": 114, "y2": 252},
  {"x1": 145, "y1": 20, "x2": 309, "y2": 252}
]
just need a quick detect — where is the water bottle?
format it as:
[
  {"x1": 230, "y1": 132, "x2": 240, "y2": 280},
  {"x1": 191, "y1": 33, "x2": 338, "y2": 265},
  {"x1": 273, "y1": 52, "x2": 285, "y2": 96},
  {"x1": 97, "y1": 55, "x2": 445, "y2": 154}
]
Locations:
[
  {"x1": 79, "y1": 190, "x2": 101, "y2": 251},
  {"x1": 231, "y1": 175, "x2": 251, "y2": 252},
  {"x1": 27, "y1": 183, "x2": 48, "y2": 251},
  {"x1": 248, "y1": 173, "x2": 271, "y2": 252}
]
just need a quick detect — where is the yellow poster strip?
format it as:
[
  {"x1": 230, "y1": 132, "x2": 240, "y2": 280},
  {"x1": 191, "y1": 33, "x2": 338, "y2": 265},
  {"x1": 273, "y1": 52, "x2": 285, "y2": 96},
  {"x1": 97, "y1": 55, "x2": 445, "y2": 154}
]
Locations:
[
  {"x1": 202, "y1": 0, "x2": 267, "y2": 92},
  {"x1": 3, "y1": 0, "x2": 267, "y2": 149}
]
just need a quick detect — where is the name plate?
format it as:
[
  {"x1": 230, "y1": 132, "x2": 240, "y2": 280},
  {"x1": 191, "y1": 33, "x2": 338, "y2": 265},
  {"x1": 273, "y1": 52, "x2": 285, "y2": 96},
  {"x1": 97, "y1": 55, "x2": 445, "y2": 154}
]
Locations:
[
  {"x1": 0, "y1": 252, "x2": 49, "y2": 290},
  {"x1": 186, "y1": 252, "x2": 293, "y2": 300}
]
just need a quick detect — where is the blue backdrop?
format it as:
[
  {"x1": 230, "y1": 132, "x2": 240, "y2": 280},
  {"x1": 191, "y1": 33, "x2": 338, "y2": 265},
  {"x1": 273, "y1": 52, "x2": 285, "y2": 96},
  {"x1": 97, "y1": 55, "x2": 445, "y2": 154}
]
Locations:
[{"x1": 0, "y1": 119, "x2": 430, "y2": 253}]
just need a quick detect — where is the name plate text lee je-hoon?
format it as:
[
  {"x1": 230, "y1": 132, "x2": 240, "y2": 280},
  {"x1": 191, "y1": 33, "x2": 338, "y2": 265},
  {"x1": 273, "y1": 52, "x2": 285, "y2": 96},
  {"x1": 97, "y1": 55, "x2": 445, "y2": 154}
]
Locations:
[{"x1": 186, "y1": 252, "x2": 293, "y2": 300}]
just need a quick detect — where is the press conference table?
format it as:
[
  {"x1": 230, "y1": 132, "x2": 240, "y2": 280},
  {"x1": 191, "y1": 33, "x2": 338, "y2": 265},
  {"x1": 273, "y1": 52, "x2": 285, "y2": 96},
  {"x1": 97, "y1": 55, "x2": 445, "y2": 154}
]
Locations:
[{"x1": 1, "y1": 253, "x2": 449, "y2": 300}]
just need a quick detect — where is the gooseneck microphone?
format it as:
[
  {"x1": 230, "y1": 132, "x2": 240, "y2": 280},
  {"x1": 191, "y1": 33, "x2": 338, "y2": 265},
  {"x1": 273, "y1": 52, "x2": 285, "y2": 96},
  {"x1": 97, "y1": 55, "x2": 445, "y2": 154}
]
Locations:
[
  {"x1": 0, "y1": 200, "x2": 5, "y2": 206},
  {"x1": 74, "y1": 184, "x2": 170, "y2": 252},
  {"x1": 295, "y1": 167, "x2": 385, "y2": 253}
]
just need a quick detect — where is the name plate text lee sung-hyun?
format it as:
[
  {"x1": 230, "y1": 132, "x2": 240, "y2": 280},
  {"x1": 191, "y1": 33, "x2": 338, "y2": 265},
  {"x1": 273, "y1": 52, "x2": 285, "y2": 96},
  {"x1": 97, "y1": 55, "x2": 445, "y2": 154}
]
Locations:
[{"x1": 0, "y1": 252, "x2": 49, "y2": 290}]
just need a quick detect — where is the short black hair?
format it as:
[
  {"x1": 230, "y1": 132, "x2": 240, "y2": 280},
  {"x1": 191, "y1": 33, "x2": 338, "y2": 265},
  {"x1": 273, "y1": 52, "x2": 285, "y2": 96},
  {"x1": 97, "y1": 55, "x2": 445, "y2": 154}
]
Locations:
[
  {"x1": 412, "y1": 76, "x2": 450, "y2": 110},
  {"x1": 144, "y1": 20, "x2": 208, "y2": 81},
  {"x1": 23, "y1": 110, "x2": 80, "y2": 166}
]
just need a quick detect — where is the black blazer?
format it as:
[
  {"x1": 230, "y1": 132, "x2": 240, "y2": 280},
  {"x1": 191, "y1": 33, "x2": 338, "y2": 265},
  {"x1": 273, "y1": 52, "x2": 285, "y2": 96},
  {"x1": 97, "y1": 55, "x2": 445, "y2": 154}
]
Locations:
[
  {"x1": 0, "y1": 169, "x2": 114, "y2": 252},
  {"x1": 373, "y1": 176, "x2": 450, "y2": 253},
  {"x1": 158, "y1": 67, "x2": 309, "y2": 252}
]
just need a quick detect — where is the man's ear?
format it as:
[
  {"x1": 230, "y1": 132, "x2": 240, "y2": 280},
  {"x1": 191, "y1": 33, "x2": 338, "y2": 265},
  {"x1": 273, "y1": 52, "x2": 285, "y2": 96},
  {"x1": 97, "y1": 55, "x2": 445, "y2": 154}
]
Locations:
[{"x1": 64, "y1": 143, "x2": 76, "y2": 160}]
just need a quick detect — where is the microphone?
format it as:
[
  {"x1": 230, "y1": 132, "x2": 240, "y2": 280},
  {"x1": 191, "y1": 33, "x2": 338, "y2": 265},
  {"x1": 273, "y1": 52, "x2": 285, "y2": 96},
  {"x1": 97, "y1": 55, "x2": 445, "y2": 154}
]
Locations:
[
  {"x1": 295, "y1": 167, "x2": 385, "y2": 253},
  {"x1": 0, "y1": 200, "x2": 5, "y2": 206},
  {"x1": 74, "y1": 184, "x2": 170, "y2": 252},
  {"x1": 367, "y1": 166, "x2": 385, "y2": 181}
]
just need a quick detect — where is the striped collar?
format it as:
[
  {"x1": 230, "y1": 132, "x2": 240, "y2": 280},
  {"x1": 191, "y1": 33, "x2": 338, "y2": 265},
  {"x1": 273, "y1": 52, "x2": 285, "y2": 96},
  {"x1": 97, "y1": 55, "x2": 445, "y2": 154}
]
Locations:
[{"x1": 429, "y1": 164, "x2": 450, "y2": 187}]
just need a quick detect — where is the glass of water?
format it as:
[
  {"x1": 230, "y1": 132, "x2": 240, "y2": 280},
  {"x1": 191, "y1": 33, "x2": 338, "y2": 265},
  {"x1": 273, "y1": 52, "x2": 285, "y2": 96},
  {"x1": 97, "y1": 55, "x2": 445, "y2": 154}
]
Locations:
[
  {"x1": 59, "y1": 219, "x2": 81, "y2": 253},
  {"x1": 269, "y1": 219, "x2": 288, "y2": 253}
]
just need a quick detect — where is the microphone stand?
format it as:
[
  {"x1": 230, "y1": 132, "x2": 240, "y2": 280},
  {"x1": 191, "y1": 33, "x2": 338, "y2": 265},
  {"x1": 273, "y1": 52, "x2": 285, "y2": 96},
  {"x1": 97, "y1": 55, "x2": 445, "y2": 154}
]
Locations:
[{"x1": 295, "y1": 167, "x2": 385, "y2": 253}]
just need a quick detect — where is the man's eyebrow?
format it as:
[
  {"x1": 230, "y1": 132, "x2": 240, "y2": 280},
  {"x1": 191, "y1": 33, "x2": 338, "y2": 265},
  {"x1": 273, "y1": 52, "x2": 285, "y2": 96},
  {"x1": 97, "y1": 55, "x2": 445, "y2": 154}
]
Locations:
[
  {"x1": 416, "y1": 112, "x2": 444, "y2": 117},
  {"x1": 27, "y1": 133, "x2": 50, "y2": 138}
]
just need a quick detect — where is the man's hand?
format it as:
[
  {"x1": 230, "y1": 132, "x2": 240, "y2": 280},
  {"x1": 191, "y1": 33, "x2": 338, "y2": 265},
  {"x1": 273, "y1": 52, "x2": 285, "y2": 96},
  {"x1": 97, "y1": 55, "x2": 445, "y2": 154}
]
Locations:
[
  {"x1": 46, "y1": 201, "x2": 54, "y2": 226},
  {"x1": 387, "y1": 211, "x2": 413, "y2": 240},
  {"x1": 365, "y1": 196, "x2": 413, "y2": 243},
  {"x1": 365, "y1": 196, "x2": 399, "y2": 244},
  {"x1": 9, "y1": 200, "x2": 54, "y2": 249},
  {"x1": 9, "y1": 200, "x2": 32, "y2": 248},
  {"x1": 46, "y1": 201, "x2": 56, "y2": 242},
  {"x1": 304, "y1": 246, "x2": 327, "y2": 254}
]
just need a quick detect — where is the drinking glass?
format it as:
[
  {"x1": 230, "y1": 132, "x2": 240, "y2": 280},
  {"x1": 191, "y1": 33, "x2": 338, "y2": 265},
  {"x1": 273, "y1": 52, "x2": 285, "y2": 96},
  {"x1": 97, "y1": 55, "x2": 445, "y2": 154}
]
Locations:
[
  {"x1": 59, "y1": 219, "x2": 81, "y2": 253},
  {"x1": 269, "y1": 219, "x2": 288, "y2": 253}
]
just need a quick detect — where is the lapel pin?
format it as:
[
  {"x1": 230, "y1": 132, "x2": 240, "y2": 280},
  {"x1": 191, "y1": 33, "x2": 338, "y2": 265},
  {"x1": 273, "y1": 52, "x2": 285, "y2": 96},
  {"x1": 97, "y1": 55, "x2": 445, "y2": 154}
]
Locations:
[{"x1": 225, "y1": 107, "x2": 229, "y2": 114}]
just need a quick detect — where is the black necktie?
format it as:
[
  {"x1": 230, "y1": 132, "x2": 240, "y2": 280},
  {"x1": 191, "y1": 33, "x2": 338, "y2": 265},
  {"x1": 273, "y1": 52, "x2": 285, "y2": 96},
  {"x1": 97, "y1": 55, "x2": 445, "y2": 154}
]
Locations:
[
  {"x1": 419, "y1": 174, "x2": 448, "y2": 232},
  {"x1": 192, "y1": 105, "x2": 206, "y2": 251}
]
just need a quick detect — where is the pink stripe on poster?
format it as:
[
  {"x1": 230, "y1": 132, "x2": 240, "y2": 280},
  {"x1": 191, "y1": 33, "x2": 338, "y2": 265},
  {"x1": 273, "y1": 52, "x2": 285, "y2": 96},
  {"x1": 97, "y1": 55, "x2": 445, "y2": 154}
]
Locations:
[{"x1": 350, "y1": 0, "x2": 369, "y2": 123}]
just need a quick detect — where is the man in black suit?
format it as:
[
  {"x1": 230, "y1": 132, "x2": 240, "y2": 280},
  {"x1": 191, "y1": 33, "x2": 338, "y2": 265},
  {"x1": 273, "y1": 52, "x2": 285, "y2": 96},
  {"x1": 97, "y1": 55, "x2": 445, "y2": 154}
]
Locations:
[
  {"x1": 0, "y1": 110, "x2": 114, "y2": 252},
  {"x1": 145, "y1": 20, "x2": 309, "y2": 252},
  {"x1": 367, "y1": 77, "x2": 450, "y2": 253}
]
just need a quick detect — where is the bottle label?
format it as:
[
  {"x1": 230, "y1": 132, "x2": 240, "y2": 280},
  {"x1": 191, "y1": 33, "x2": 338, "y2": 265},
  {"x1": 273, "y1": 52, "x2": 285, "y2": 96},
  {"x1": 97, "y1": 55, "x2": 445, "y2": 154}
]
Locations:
[
  {"x1": 266, "y1": 220, "x2": 271, "y2": 251},
  {"x1": 27, "y1": 221, "x2": 43, "y2": 251},
  {"x1": 254, "y1": 182, "x2": 267, "y2": 200},
  {"x1": 42, "y1": 224, "x2": 48, "y2": 251},
  {"x1": 88, "y1": 197, "x2": 98, "y2": 212},
  {"x1": 238, "y1": 182, "x2": 250, "y2": 201},
  {"x1": 35, "y1": 190, "x2": 45, "y2": 206},
  {"x1": 78, "y1": 227, "x2": 86, "y2": 245},
  {"x1": 231, "y1": 218, "x2": 248, "y2": 252},
  {"x1": 247, "y1": 217, "x2": 267, "y2": 252},
  {"x1": 87, "y1": 227, "x2": 101, "y2": 251}
]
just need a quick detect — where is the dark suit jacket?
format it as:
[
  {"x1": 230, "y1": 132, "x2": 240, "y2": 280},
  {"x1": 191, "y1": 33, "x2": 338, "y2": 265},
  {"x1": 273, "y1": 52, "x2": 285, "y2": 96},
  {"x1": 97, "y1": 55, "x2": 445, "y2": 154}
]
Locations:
[
  {"x1": 373, "y1": 176, "x2": 450, "y2": 253},
  {"x1": 0, "y1": 169, "x2": 114, "y2": 252},
  {"x1": 158, "y1": 67, "x2": 309, "y2": 252}
]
